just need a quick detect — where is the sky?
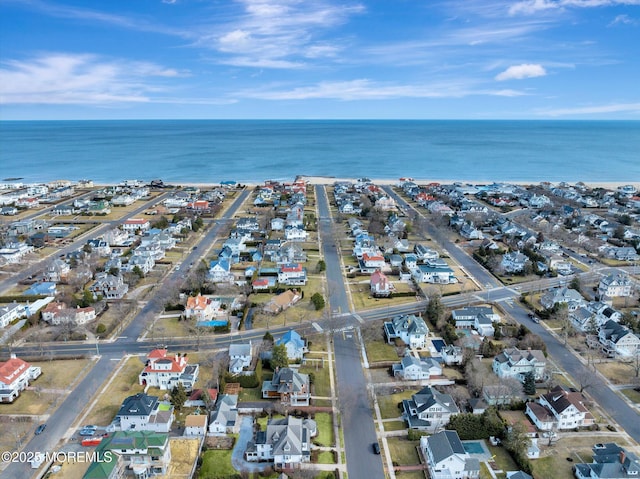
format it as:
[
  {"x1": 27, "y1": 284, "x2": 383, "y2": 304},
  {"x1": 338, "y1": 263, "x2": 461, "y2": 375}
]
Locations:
[{"x1": 1, "y1": 0, "x2": 640, "y2": 120}]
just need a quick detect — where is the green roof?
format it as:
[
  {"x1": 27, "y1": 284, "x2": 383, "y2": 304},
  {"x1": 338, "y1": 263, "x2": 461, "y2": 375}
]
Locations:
[
  {"x1": 82, "y1": 454, "x2": 118, "y2": 479},
  {"x1": 98, "y1": 430, "x2": 169, "y2": 452}
]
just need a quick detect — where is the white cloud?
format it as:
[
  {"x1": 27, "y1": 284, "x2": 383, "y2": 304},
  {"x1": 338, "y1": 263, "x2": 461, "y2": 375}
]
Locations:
[
  {"x1": 609, "y1": 14, "x2": 639, "y2": 26},
  {"x1": 510, "y1": 0, "x2": 640, "y2": 15},
  {"x1": 0, "y1": 53, "x2": 186, "y2": 104},
  {"x1": 237, "y1": 79, "x2": 526, "y2": 101},
  {"x1": 495, "y1": 63, "x2": 547, "y2": 80},
  {"x1": 538, "y1": 102, "x2": 640, "y2": 116}
]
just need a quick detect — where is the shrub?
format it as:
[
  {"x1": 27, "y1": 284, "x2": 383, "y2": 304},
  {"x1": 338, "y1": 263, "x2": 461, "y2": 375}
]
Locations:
[{"x1": 96, "y1": 323, "x2": 106, "y2": 334}]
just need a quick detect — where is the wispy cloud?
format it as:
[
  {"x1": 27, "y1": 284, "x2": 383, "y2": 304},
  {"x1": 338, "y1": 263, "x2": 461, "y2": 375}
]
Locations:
[
  {"x1": 0, "y1": 53, "x2": 187, "y2": 104},
  {"x1": 510, "y1": 0, "x2": 640, "y2": 15},
  {"x1": 197, "y1": 0, "x2": 365, "y2": 68},
  {"x1": 495, "y1": 63, "x2": 547, "y2": 80},
  {"x1": 538, "y1": 102, "x2": 640, "y2": 116},
  {"x1": 237, "y1": 79, "x2": 527, "y2": 100},
  {"x1": 609, "y1": 14, "x2": 639, "y2": 26}
]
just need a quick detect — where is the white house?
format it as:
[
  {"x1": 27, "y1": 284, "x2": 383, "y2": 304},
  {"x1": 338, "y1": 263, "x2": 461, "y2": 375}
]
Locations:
[
  {"x1": 245, "y1": 416, "x2": 316, "y2": 468},
  {"x1": 598, "y1": 273, "x2": 633, "y2": 298},
  {"x1": 412, "y1": 262, "x2": 456, "y2": 284},
  {"x1": 392, "y1": 356, "x2": 442, "y2": 381},
  {"x1": 113, "y1": 393, "x2": 174, "y2": 433},
  {"x1": 229, "y1": 343, "x2": 252, "y2": 374},
  {"x1": 40, "y1": 302, "x2": 96, "y2": 326},
  {"x1": 421, "y1": 430, "x2": 480, "y2": 479},
  {"x1": 138, "y1": 349, "x2": 199, "y2": 392},
  {"x1": 598, "y1": 320, "x2": 640, "y2": 358},
  {"x1": 370, "y1": 269, "x2": 394, "y2": 297},
  {"x1": 402, "y1": 386, "x2": 460, "y2": 431},
  {"x1": 0, "y1": 303, "x2": 23, "y2": 328},
  {"x1": 121, "y1": 218, "x2": 150, "y2": 233},
  {"x1": 492, "y1": 347, "x2": 546, "y2": 382},
  {"x1": 501, "y1": 251, "x2": 530, "y2": 273},
  {"x1": 277, "y1": 263, "x2": 307, "y2": 286},
  {"x1": 384, "y1": 314, "x2": 430, "y2": 349},
  {"x1": 208, "y1": 259, "x2": 233, "y2": 283},
  {"x1": 0, "y1": 355, "x2": 42, "y2": 403},
  {"x1": 184, "y1": 414, "x2": 208, "y2": 437},
  {"x1": 208, "y1": 394, "x2": 239, "y2": 435},
  {"x1": 526, "y1": 386, "x2": 594, "y2": 431}
]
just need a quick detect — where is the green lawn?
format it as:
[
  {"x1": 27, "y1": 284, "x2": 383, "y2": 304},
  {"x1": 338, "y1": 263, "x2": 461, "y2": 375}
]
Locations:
[
  {"x1": 384, "y1": 420, "x2": 407, "y2": 431},
  {"x1": 239, "y1": 387, "x2": 264, "y2": 402},
  {"x1": 386, "y1": 437, "x2": 420, "y2": 466},
  {"x1": 300, "y1": 364, "x2": 331, "y2": 397},
  {"x1": 378, "y1": 390, "x2": 415, "y2": 419},
  {"x1": 313, "y1": 412, "x2": 334, "y2": 447},
  {"x1": 316, "y1": 450, "x2": 336, "y2": 464},
  {"x1": 365, "y1": 340, "x2": 400, "y2": 362},
  {"x1": 621, "y1": 387, "x2": 640, "y2": 404},
  {"x1": 488, "y1": 445, "x2": 519, "y2": 474},
  {"x1": 198, "y1": 449, "x2": 235, "y2": 478}
]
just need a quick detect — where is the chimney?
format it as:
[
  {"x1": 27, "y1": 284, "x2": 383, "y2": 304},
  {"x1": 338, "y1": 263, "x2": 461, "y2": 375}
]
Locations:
[{"x1": 620, "y1": 450, "x2": 626, "y2": 465}]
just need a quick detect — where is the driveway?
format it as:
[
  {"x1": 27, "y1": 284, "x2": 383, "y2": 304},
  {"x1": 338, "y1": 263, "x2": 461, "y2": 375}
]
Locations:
[{"x1": 231, "y1": 415, "x2": 270, "y2": 473}]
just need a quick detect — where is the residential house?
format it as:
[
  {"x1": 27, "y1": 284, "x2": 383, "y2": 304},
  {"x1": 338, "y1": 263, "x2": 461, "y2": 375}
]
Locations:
[
  {"x1": 138, "y1": 349, "x2": 199, "y2": 392},
  {"x1": 41, "y1": 302, "x2": 96, "y2": 326},
  {"x1": 598, "y1": 320, "x2": 640, "y2": 358},
  {"x1": 412, "y1": 262, "x2": 457, "y2": 284},
  {"x1": 0, "y1": 303, "x2": 23, "y2": 328},
  {"x1": 277, "y1": 263, "x2": 307, "y2": 286},
  {"x1": 263, "y1": 290, "x2": 302, "y2": 315},
  {"x1": 208, "y1": 394, "x2": 239, "y2": 435},
  {"x1": 599, "y1": 273, "x2": 633, "y2": 298},
  {"x1": 402, "y1": 386, "x2": 460, "y2": 431},
  {"x1": 460, "y1": 222, "x2": 484, "y2": 240},
  {"x1": 245, "y1": 416, "x2": 316, "y2": 468},
  {"x1": 392, "y1": 355, "x2": 442, "y2": 381},
  {"x1": 0, "y1": 354, "x2": 42, "y2": 403},
  {"x1": 492, "y1": 347, "x2": 546, "y2": 382},
  {"x1": 452, "y1": 306, "x2": 500, "y2": 337},
  {"x1": 112, "y1": 393, "x2": 174, "y2": 433},
  {"x1": 482, "y1": 384, "x2": 522, "y2": 407},
  {"x1": 271, "y1": 217, "x2": 285, "y2": 231},
  {"x1": 184, "y1": 388, "x2": 218, "y2": 408},
  {"x1": 574, "y1": 443, "x2": 640, "y2": 479},
  {"x1": 24, "y1": 281, "x2": 57, "y2": 296},
  {"x1": 420, "y1": 430, "x2": 480, "y2": 479},
  {"x1": 87, "y1": 431, "x2": 171, "y2": 478},
  {"x1": 275, "y1": 330, "x2": 307, "y2": 360},
  {"x1": 89, "y1": 273, "x2": 129, "y2": 299},
  {"x1": 184, "y1": 414, "x2": 208, "y2": 437},
  {"x1": 370, "y1": 269, "x2": 394, "y2": 297},
  {"x1": 384, "y1": 314, "x2": 430, "y2": 349},
  {"x1": 404, "y1": 254, "x2": 418, "y2": 270},
  {"x1": 262, "y1": 367, "x2": 310, "y2": 406},
  {"x1": 121, "y1": 218, "x2": 150, "y2": 233},
  {"x1": 44, "y1": 259, "x2": 70, "y2": 282},
  {"x1": 208, "y1": 259, "x2": 233, "y2": 283},
  {"x1": 540, "y1": 287, "x2": 585, "y2": 311},
  {"x1": 359, "y1": 252, "x2": 386, "y2": 274},
  {"x1": 229, "y1": 343, "x2": 253, "y2": 374},
  {"x1": 0, "y1": 242, "x2": 34, "y2": 264},
  {"x1": 185, "y1": 294, "x2": 219, "y2": 321},
  {"x1": 284, "y1": 225, "x2": 308, "y2": 241},
  {"x1": 86, "y1": 239, "x2": 111, "y2": 257},
  {"x1": 414, "y1": 244, "x2": 440, "y2": 262},
  {"x1": 526, "y1": 386, "x2": 593, "y2": 431},
  {"x1": 501, "y1": 251, "x2": 530, "y2": 273},
  {"x1": 441, "y1": 345, "x2": 464, "y2": 366}
]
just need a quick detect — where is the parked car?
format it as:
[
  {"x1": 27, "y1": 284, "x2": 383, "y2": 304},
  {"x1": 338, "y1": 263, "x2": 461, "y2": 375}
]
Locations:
[
  {"x1": 35, "y1": 424, "x2": 46, "y2": 435},
  {"x1": 372, "y1": 442, "x2": 380, "y2": 454}
]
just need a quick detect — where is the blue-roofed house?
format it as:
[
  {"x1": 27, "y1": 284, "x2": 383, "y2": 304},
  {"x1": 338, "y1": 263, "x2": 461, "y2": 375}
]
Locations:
[
  {"x1": 208, "y1": 259, "x2": 233, "y2": 283},
  {"x1": 24, "y1": 282, "x2": 57, "y2": 296},
  {"x1": 276, "y1": 330, "x2": 308, "y2": 360}
]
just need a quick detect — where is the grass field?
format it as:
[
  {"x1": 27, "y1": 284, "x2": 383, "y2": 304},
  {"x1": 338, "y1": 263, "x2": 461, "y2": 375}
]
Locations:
[
  {"x1": 198, "y1": 448, "x2": 235, "y2": 478},
  {"x1": 621, "y1": 387, "x2": 640, "y2": 404},
  {"x1": 384, "y1": 420, "x2": 407, "y2": 431},
  {"x1": 313, "y1": 412, "x2": 334, "y2": 447},
  {"x1": 378, "y1": 390, "x2": 415, "y2": 419},
  {"x1": 300, "y1": 364, "x2": 331, "y2": 398},
  {"x1": 365, "y1": 340, "x2": 401, "y2": 363},
  {"x1": 595, "y1": 360, "x2": 638, "y2": 385},
  {"x1": 386, "y1": 436, "x2": 421, "y2": 466}
]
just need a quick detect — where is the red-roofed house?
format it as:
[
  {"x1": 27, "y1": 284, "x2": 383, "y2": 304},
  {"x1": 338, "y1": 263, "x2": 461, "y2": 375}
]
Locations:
[
  {"x1": 185, "y1": 388, "x2": 218, "y2": 407},
  {"x1": 0, "y1": 354, "x2": 42, "y2": 403},
  {"x1": 359, "y1": 252, "x2": 386, "y2": 273},
  {"x1": 187, "y1": 200, "x2": 209, "y2": 210},
  {"x1": 185, "y1": 294, "x2": 220, "y2": 321},
  {"x1": 139, "y1": 350, "x2": 199, "y2": 392},
  {"x1": 371, "y1": 270, "x2": 394, "y2": 297},
  {"x1": 278, "y1": 263, "x2": 307, "y2": 286},
  {"x1": 122, "y1": 218, "x2": 151, "y2": 233}
]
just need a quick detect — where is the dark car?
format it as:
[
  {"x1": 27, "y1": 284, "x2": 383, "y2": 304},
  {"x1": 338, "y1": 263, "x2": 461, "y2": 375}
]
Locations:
[
  {"x1": 372, "y1": 442, "x2": 380, "y2": 454},
  {"x1": 35, "y1": 424, "x2": 46, "y2": 435}
]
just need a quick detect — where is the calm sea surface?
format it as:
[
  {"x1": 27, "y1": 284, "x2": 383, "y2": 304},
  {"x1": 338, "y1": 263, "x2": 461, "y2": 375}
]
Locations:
[{"x1": 1, "y1": 120, "x2": 638, "y2": 184}]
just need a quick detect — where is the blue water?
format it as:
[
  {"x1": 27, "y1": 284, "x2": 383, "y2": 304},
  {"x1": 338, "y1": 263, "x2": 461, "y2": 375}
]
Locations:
[{"x1": 1, "y1": 120, "x2": 638, "y2": 183}]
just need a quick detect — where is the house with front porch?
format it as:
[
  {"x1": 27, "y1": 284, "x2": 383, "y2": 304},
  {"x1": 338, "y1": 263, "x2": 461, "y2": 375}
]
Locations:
[
  {"x1": 229, "y1": 342, "x2": 253, "y2": 374},
  {"x1": 421, "y1": 430, "x2": 480, "y2": 479},
  {"x1": 392, "y1": 355, "x2": 442, "y2": 381},
  {"x1": 277, "y1": 263, "x2": 307, "y2": 286},
  {"x1": 138, "y1": 349, "x2": 199, "y2": 392},
  {"x1": 0, "y1": 354, "x2": 42, "y2": 403},
  {"x1": 526, "y1": 385, "x2": 593, "y2": 431},
  {"x1": 402, "y1": 386, "x2": 460, "y2": 432},
  {"x1": 44, "y1": 259, "x2": 70, "y2": 282},
  {"x1": 370, "y1": 269, "x2": 394, "y2": 297},
  {"x1": 208, "y1": 259, "x2": 233, "y2": 283},
  {"x1": 412, "y1": 262, "x2": 456, "y2": 284},
  {"x1": 598, "y1": 273, "x2": 633, "y2": 298},
  {"x1": 275, "y1": 330, "x2": 307, "y2": 360},
  {"x1": 0, "y1": 303, "x2": 23, "y2": 328},
  {"x1": 359, "y1": 252, "x2": 386, "y2": 273},
  {"x1": 573, "y1": 443, "x2": 640, "y2": 479},
  {"x1": 598, "y1": 320, "x2": 640, "y2": 358},
  {"x1": 384, "y1": 314, "x2": 429, "y2": 349},
  {"x1": 208, "y1": 394, "x2": 239, "y2": 435},
  {"x1": 262, "y1": 367, "x2": 310, "y2": 406},
  {"x1": 89, "y1": 272, "x2": 128, "y2": 299},
  {"x1": 245, "y1": 416, "x2": 316, "y2": 468},
  {"x1": 492, "y1": 347, "x2": 546, "y2": 382},
  {"x1": 112, "y1": 393, "x2": 174, "y2": 433}
]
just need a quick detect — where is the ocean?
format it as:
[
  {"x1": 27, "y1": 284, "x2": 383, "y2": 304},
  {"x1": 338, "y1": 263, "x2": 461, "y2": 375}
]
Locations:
[{"x1": 1, "y1": 120, "x2": 639, "y2": 184}]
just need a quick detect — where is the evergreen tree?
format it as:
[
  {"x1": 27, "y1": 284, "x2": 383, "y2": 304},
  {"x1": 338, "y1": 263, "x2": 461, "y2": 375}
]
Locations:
[
  {"x1": 523, "y1": 371, "x2": 536, "y2": 395},
  {"x1": 170, "y1": 383, "x2": 187, "y2": 411},
  {"x1": 270, "y1": 343, "x2": 289, "y2": 370}
]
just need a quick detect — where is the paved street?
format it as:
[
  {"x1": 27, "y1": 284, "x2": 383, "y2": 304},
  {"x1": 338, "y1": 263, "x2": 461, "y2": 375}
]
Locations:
[{"x1": 334, "y1": 330, "x2": 385, "y2": 479}]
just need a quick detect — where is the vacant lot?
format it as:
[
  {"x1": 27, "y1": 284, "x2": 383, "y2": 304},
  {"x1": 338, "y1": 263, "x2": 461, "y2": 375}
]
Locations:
[
  {"x1": 386, "y1": 436, "x2": 421, "y2": 466},
  {"x1": 378, "y1": 389, "x2": 415, "y2": 419},
  {"x1": 366, "y1": 340, "x2": 402, "y2": 363}
]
